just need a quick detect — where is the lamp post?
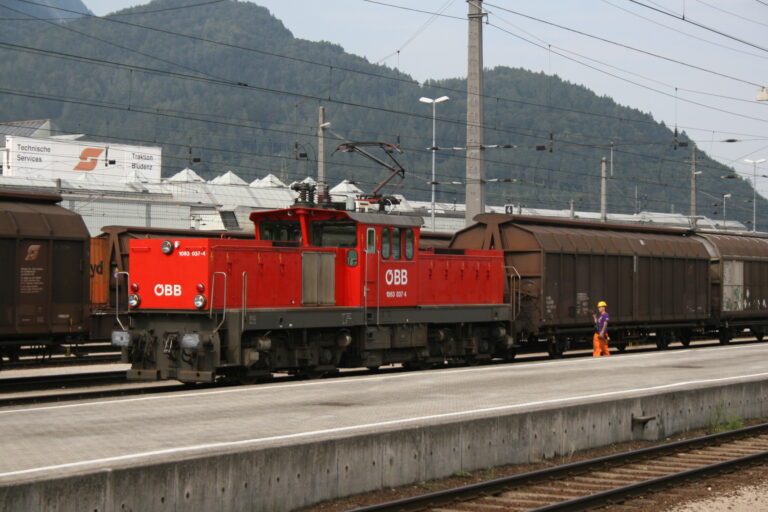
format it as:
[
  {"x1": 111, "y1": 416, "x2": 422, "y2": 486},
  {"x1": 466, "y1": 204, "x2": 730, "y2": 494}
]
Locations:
[
  {"x1": 745, "y1": 158, "x2": 766, "y2": 232},
  {"x1": 722, "y1": 193, "x2": 732, "y2": 229},
  {"x1": 420, "y1": 95, "x2": 449, "y2": 231}
]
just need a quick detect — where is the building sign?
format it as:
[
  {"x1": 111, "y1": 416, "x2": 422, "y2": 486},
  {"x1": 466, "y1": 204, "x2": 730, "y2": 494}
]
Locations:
[{"x1": 2, "y1": 136, "x2": 162, "y2": 182}]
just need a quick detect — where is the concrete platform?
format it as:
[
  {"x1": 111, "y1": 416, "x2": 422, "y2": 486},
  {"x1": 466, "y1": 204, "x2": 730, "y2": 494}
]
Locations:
[{"x1": 1, "y1": 344, "x2": 767, "y2": 511}]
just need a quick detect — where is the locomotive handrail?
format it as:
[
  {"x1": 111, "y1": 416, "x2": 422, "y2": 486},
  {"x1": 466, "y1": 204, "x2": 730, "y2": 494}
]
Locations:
[
  {"x1": 506, "y1": 265, "x2": 521, "y2": 320},
  {"x1": 210, "y1": 271, "x2": 228, "y2": 334},
  {"x1": 114, "y1": 270, "x2": 130, "y2": 331},
  {"x1": 241, "y1": 271, "x2": 248, "y2": 332}
]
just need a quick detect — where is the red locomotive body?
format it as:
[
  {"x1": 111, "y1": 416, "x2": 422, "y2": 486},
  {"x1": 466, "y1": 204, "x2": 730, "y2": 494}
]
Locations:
[{"x1": 115, "y1": 206, "x2": 511, "y2": 382}]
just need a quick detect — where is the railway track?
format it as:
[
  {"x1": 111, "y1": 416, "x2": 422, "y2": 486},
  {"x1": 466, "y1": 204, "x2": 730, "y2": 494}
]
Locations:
[
  {"x1": 349, "y1": 423, "x2": 768, "y2": 512},
  {"x1": 0, "y1": 341, "x2": 121, "y2": 370},
  {"x1": 0, "y1": 371, "x2": 194, "y2": 407},
  {"x1": 0, "y1": 370, "x2": 128, "y2": 393}
]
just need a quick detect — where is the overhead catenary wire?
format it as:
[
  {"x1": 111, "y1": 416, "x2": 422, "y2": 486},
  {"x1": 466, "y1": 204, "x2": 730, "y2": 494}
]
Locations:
[
  {"x1": 6, "y1": 0, "x2": 760, "y2": 161},
  {"x1": 13, "y1": 0, "x2": 765, "y2": 132},
  {"x1": 1, "y1": 0, "x2": 760, "y2": 216},
  {"x1": 627, "y1": 0, "x2": 768, "y2": 53},
  {"x1": 482, "y1": 2, "x2": 764, "y2": 87},
  {"x1": 601, "y1": 0, "x2": 768, "y2": 60}
]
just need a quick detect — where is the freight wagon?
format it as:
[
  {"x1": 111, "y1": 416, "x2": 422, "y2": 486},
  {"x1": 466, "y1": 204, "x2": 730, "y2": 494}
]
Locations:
[
  {"x1": 450, "y1": 214, "x2": 768, "y2": 355},
  {"x1": 0, "y1": 190, "x2": 90, "y2": 363}
]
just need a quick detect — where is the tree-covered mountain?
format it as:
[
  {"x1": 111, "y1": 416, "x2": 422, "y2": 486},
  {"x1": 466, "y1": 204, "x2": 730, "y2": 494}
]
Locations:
[
  {"x1": 0, "y1": 0, "x2": 759, "y2": 223},
  {"x1": 1, "y1": 0, "x2": 92, "y2": 23}
]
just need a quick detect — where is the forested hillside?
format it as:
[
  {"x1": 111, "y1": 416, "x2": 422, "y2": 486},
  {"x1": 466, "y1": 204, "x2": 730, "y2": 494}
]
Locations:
[
  {"x1": 1, "y1": 0, "x2": 91, "y2": 23},
  {"x1": 0, "y1": 0, "x2": 758, "y2": 221}
]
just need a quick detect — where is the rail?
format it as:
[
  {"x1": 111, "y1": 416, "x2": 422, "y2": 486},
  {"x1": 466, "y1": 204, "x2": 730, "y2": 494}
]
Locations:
[{"x1": 348, "y1": 422, "x2": 768, "y2": 512}]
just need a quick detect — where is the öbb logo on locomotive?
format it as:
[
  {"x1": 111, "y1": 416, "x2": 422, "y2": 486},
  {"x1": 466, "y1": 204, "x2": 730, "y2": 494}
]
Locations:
[
  {"x1": 384, "y1": 269, "x2": 408, "y2": 286},
  {"x1": 154, "y1": 284, "x2": 182, "y2": 296}
]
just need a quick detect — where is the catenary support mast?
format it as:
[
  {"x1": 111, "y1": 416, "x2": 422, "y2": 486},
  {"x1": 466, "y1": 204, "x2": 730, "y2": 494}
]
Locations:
[{"x1": 465, "y1": 0, "x2": 485, "y2": 225}]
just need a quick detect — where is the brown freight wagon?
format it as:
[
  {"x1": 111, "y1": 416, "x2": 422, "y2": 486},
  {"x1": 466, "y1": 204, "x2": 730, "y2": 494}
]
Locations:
[
  {"x1": 450, "y1": 214, "x2": 711, "y2": 354},
  {"x1": 696, "y1": 232, "x2": 768, "y2": 343},
  {"x1": 0, "y1": 190, "x2": 90, "y2": 362}
]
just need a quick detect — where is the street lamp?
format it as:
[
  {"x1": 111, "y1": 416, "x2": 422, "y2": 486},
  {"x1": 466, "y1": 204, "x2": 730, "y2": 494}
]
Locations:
[
  {"x1": 420, "y1": 95, "x2": 449, "y2": 231},
  {"x1": 745, "y1": 158, "x2": 766, "y2": 231},
  {"x1": 722, "y1": 193, "x2": 732, "y2": 229}
]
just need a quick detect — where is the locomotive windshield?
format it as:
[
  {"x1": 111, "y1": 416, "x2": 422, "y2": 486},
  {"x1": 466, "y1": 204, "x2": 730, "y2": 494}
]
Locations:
[
  {"x1": 310, "y1": 221, "x2": 357, "y2": 248},
  {"x1": 260, "y1": 221, "x2": 301, "y2": 242}
]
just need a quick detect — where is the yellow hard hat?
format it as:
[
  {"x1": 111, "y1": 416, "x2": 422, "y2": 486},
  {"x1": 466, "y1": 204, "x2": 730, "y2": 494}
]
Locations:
[{"x1": 597, "y1": 301, "x2": 607, "y2": 308}]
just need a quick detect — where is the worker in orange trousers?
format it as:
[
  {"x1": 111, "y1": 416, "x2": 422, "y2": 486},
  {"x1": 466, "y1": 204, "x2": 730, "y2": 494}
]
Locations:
[{"x1": 592, "y1": 300, "x2": 610, "y2": 357}]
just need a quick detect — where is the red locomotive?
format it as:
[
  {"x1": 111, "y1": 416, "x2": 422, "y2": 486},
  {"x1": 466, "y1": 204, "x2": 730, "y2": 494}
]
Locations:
[{"x1": 113, "y1": 193, "x2": 511, "y2": 383}]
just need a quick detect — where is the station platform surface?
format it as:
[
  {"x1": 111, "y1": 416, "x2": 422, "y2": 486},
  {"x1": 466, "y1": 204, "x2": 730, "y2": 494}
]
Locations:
[{"x1": 1, "y1": 343, "x2": 767, "y2": 510}]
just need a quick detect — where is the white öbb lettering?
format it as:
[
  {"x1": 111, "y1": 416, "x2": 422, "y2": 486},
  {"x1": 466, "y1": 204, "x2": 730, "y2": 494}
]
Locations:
[
  {"x1": 384, "y1": 269, "x2": 408, "y2": 286},
  {"x1": 154, "y1": 284, "x2": 182, "y2": 296}
]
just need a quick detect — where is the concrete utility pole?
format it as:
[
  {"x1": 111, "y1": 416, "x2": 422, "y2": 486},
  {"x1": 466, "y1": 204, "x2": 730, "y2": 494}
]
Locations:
[
  {"x1": 465, "y1": 0, "x2": 485, "y2": 225},
  {"x1": 601, "y1": 157, "x2": 607, "y2": 221},
  {"x1": 690, "y1": 146, "x2": 697, "y2": 218},
  {"x1": 745, "y1": 157, "x2": 766, "y2": 231}
]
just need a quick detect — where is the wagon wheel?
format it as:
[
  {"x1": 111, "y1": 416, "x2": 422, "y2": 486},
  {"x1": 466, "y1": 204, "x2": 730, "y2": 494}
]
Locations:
[
  {"x1": 547, "y1": 337, "x2": 568, "y2": 359},
  {"x1": 679, "y1": 330, "x2": 692, "y2": 347},
  {"x1": 750, "y1": 327, "x2": 764, "y2": 342},
  {"x1": 296, "y1": 368, "x2": 326, "y2": 380},
  {"x1": 655, "y1": 331, "x2": 671, "y2": 350},
  {"x1": 403, "y1": 360, "x2": 431, "y2": 371},
  {"x1": 719, "y1": 329, "x2": 732, "y2": 345},
  {"x1": 615, "y1": 343, "x2": 627, "y2": 353}
]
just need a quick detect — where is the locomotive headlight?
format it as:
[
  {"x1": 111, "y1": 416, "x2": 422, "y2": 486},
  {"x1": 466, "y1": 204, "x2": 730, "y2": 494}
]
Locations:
[
  {"x1": 193, "y1": 294, "x2": 207, "y2": 309},
  {"x1": 161, "y1": 240, "x2": 174, "y2": 255},
  {"x1": 111, "y1": 331, "x2": 131, "y2": 347},
  {"x1": 181, "y1": 333, "x2": 201, "y2": 350},
  {"x1": 127, "y1": 294, "x2": 141, "y2": 308}
]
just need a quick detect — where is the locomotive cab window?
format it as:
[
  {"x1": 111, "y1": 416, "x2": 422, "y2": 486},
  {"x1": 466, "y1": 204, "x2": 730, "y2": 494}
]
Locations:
[
  {"x1": 366, "y1": 228, "x2": 376, "y2": 254},
  {"x1": 311, "y1": 221, "x2": 357, "y2": 248},
  {"x1": 260, "y1": 221, "x2": 301, "y2": 243},
  {"x1": 404, "y1": 229, "x2": 414, "y2": 260},
  {"x1": 392, "y1": 228, "x2": 401, "y2": 260},
  {"x1": 381, "y1": 228, "x2": 391, "y2": 259}
]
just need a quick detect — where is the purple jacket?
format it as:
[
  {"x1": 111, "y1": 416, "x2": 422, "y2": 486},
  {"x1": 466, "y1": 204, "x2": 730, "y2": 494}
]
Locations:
[{"x1": 596, "y1": 312, "x2": 610, "y2": 334}]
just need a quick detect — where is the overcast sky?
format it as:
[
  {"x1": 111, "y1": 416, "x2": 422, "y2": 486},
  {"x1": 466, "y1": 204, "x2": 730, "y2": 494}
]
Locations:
[{"x1": 85, "y1": 0, "x2": 768, "y2": 194}]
